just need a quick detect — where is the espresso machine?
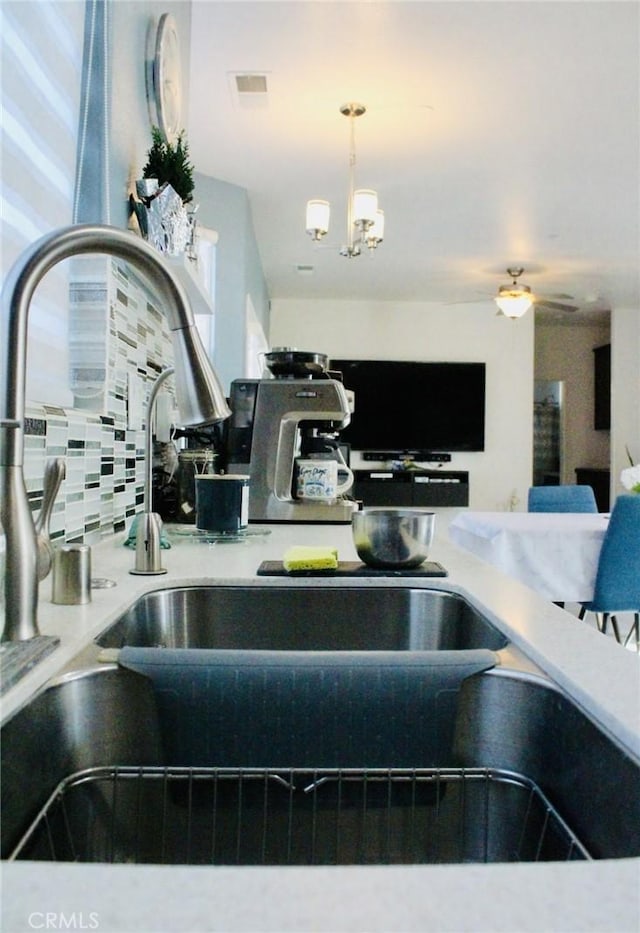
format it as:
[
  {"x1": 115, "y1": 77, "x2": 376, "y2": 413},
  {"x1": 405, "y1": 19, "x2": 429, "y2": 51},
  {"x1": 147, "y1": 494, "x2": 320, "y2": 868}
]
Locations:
[{"x1": 227, "y1": 350, "x2": 357, "y2": 523}]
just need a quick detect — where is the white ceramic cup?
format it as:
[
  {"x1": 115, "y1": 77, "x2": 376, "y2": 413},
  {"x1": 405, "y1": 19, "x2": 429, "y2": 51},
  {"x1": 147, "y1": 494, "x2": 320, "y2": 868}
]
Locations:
[{"x1": 295, "y1": 458, "x2": 354, "y2": 502}]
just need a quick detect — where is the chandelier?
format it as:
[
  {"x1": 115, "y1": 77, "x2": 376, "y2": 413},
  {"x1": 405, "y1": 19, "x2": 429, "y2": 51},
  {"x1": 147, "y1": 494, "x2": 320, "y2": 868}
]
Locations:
[
  {"x1": 305, "y1": 103, "x2": 384, "y2": 258},
  {"x1": 494, "y1": 268, "x2": 534, "y2": 318}
]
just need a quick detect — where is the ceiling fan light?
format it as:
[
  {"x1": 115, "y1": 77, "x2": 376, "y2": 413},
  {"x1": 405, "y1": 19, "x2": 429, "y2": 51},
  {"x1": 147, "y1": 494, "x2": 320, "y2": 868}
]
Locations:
[
  {"x1": 306, "y1": 199, "x2": 330, "y2": 239},
  {"x1": 495, "y1": 287, "x2": 533, "y2": 318},
  {"x1": 353, "y1": 188, "x2": 378, "y2": 225}
]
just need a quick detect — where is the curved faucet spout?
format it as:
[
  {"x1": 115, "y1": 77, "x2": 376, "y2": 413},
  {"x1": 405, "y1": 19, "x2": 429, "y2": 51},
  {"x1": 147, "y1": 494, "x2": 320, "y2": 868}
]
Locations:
[{"x1": 1, "y1": 224, "x2": 230, "y2": 642}]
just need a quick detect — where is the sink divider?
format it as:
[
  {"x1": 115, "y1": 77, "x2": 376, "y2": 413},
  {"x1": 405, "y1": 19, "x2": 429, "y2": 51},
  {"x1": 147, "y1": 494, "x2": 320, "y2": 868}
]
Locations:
[{"x1": 117, "y1": 647, "x2": 498, "y2": 769}]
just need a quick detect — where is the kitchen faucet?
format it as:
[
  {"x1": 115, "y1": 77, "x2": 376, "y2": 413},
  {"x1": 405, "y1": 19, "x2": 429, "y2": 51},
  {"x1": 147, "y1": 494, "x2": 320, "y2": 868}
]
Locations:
[{"x1": 1, "y1": 224, "x2": 231, "y2": 642}]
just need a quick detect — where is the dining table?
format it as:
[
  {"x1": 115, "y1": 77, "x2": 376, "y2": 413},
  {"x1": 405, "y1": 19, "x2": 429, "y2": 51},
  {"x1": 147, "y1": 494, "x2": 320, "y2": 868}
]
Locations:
[{"x1": 448, "y1": 510, "x2": 609, "y2": 602}]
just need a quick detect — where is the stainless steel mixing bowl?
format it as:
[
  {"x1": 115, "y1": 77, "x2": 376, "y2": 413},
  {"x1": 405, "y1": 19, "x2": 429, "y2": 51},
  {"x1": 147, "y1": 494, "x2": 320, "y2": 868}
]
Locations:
[{"x1": 352, "y1": 508, "x2": 436, "y2": 569}]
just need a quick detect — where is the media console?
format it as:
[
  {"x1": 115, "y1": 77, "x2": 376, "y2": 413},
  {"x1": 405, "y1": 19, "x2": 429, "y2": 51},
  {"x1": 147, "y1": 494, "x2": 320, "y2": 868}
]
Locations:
[{"x1": 353, "y1": 469, "x2": 469, "y2": 508}]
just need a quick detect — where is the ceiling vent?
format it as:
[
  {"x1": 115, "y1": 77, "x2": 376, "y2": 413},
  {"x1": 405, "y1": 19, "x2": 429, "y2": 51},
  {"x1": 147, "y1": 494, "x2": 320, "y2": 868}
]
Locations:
[
  {"x1": 228, "y1": 73, "x2": 270, "y2": 110},
  {"x1": 235, "y1": 74, "x2": 268, "y2": 94}
]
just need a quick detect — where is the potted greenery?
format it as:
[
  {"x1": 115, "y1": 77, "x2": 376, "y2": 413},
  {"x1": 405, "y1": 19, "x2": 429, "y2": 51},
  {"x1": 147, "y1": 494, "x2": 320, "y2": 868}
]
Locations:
[
  {"x1": 142, "y1": 127, "x2": 195, "y2": 204},
  {"x1": 135, "y1": 127, "x2": 196, "y2": 254}
]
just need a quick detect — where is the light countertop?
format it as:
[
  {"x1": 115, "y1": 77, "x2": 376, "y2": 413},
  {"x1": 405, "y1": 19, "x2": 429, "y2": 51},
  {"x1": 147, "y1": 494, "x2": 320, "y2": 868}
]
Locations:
[{"x1": 2, "y1": 515, "x2": 639, "y2": 932}]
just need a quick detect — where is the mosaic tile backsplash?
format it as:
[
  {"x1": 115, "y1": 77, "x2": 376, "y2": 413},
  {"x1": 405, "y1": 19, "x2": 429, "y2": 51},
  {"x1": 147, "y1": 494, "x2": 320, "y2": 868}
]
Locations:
[
  {"x1": 23, "y1": 406, "x2": 143, "y2": 545},
  {"x1": 5, "y1": 257, "x2": 176, "y2": 549}
]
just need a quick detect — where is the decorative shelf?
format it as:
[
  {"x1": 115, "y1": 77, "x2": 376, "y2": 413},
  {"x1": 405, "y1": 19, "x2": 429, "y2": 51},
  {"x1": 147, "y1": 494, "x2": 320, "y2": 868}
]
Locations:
[{"x1": 164, "y1": 250, "x2": 216, "y2": 317}]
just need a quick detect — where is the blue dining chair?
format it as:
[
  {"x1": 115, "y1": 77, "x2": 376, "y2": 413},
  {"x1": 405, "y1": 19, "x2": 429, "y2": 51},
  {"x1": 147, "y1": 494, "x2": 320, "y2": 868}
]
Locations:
[
  {"x1": 528, "y1": 484, "x2": 598, "y2": 513},
  {"x1": 578, "y1": 494, "x2": 640, "y2": 650}
]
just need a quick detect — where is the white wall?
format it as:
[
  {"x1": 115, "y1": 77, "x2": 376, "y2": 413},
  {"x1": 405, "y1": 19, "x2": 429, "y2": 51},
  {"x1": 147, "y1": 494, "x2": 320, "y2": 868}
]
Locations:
[
  {"x1": 110, "y1": 1, "x2": 193, "y2": 229},
  {"x1": 534, "y1": 321, "x2": 611, "y2": 484},
  {"x1": 611, "y1": 306, "x2": 640, "y2": 497},
  {"x1": 270, "y1": 299, "x2": 534, "y2": 511},
  {"x1": 193, "y1": 172, "x2": 270, "y2": 393}
]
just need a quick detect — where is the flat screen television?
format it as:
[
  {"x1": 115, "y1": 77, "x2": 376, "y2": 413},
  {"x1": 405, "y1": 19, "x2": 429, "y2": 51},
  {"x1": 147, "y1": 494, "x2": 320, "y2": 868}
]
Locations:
[{"x1": 331, "y1": 359, "x2": 486, "y2": 453}]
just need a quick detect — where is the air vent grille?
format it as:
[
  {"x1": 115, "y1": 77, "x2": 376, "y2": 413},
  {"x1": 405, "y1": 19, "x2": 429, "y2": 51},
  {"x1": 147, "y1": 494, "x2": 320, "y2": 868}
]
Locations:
[{"x1": 235, "y1": 74, "x2": 268, "y2": 94}]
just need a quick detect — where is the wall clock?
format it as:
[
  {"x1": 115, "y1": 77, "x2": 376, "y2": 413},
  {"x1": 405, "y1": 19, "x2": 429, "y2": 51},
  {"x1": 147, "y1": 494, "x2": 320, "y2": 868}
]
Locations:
[{"x1": 151, "y1": 13, "x2": 182, "y2": 143}]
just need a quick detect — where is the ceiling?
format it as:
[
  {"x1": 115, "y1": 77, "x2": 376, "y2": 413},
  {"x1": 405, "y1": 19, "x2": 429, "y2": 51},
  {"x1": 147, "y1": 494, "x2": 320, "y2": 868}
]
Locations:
[{"x1": 187, "y1": 1, "x2": 639, "y2": 323}]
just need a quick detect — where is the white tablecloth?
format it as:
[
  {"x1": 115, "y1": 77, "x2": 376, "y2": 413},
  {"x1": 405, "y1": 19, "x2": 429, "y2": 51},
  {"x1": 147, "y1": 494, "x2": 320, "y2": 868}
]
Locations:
[{"x1": 449, "y1": 511, "x2": 609, "y2": 601}]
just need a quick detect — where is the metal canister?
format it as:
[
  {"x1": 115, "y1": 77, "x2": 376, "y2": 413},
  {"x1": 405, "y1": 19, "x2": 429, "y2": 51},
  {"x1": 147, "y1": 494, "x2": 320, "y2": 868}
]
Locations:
[
  {"x1": 176, "y1": 449, "x2": 217, "y2": 523},
  {"x1": 51, "y1": 544, "x2": 92, "y2": 605}
]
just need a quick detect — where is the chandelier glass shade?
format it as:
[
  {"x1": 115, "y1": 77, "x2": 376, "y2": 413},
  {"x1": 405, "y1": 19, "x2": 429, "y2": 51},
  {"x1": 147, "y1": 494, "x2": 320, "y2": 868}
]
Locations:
[
  {"x1": 305, "y1": 103, "x2": 384, "y2": 257},
  {"x1": 352, "y1": 188, "x2": 378, "y2": 224},
  {"x1": 305, "y1": 200, "x2": 330, "y2": 239},
  {"x1": 494, "y1": 269, "x2": 533, "y2": 318}
]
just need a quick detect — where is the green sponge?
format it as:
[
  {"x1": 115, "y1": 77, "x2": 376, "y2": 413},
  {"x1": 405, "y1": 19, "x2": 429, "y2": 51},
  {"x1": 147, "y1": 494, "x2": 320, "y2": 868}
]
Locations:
[
  {"x1": 283, "y1": 546, "x2": 338, "y2": 572},
  {"x1": 123, "y1": 514, "x2": 171, "y2": 549}
]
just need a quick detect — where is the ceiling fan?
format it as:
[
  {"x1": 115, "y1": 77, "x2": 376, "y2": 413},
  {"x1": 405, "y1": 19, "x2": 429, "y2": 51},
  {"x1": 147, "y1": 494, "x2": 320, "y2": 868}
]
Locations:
[
  {"x1": 448, "y1": 267, "x2": 610, "y2": 319},
  {"x1": 494, "y1": 267, "x2": 579, "y2": 318}
]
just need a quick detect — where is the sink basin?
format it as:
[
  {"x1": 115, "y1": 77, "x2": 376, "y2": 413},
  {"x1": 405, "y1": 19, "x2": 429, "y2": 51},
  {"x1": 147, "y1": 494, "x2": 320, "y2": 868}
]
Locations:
[
  {"x1": 96, "y1": 585, "x2": 508, "y2": 651},
  {"x1": 3, "y1": 650, "x2": 639, "y2": 864}
]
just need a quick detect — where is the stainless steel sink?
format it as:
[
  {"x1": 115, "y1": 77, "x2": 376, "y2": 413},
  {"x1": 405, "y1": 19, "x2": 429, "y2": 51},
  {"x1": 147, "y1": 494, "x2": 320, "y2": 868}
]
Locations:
[
  {"x1": 95, "y1": 585, "x2": 508, "y2": 651},
  {"x1": 3, "y1": 649, "x2": 639, "y2": 864}
]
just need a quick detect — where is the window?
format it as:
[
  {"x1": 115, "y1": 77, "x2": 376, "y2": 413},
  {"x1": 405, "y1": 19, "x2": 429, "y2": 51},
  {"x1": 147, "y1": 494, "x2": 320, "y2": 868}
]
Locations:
[{"x1": 1, "y1": 0, "x2": 84, "y2": 404}]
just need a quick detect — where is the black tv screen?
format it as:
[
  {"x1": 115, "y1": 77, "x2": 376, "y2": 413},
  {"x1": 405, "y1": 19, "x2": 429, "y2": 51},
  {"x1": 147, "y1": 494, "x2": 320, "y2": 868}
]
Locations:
[{"x1": 331, "y1": 359, "x2": 486, "y2": 453}]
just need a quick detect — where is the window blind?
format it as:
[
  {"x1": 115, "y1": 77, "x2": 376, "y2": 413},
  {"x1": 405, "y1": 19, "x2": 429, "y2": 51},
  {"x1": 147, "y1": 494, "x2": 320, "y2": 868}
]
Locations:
[{"x1": 1, "y1": 0, "x2": 85, "y2": 404}]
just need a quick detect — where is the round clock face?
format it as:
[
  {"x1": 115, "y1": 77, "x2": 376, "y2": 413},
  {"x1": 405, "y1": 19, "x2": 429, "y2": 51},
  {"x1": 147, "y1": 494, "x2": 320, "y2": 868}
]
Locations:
[{"x1": 154, "y1": 13, "x2": 182, "y2": 143}]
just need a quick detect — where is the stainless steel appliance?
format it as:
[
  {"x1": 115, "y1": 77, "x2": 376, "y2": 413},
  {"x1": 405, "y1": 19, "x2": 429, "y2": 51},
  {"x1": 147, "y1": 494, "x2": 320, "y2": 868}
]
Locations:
[{"x1": 227, "y1": 353, "x2": 356, "y2": 523}]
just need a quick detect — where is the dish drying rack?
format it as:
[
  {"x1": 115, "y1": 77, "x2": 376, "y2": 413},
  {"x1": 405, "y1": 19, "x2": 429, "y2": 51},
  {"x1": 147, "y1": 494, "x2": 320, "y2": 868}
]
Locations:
[{"x1": 10, "y1": 766, "x2": 591, "y2": 865}]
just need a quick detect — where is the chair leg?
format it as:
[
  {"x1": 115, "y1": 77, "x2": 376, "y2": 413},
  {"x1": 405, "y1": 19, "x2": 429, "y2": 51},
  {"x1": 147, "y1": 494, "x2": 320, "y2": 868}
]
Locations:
[
  {"x1": 608, "y1": 615, "x2": 622, "y2": 644},
  {"x1": 578, "y1": 608, "x2": 638, "y2": 650},
  {"x1": 578, "y1": 608, "x2": 604, "y2": 633},
  {"x1": 623, "y1": 613, "x2": 640, "y2": 652}
]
